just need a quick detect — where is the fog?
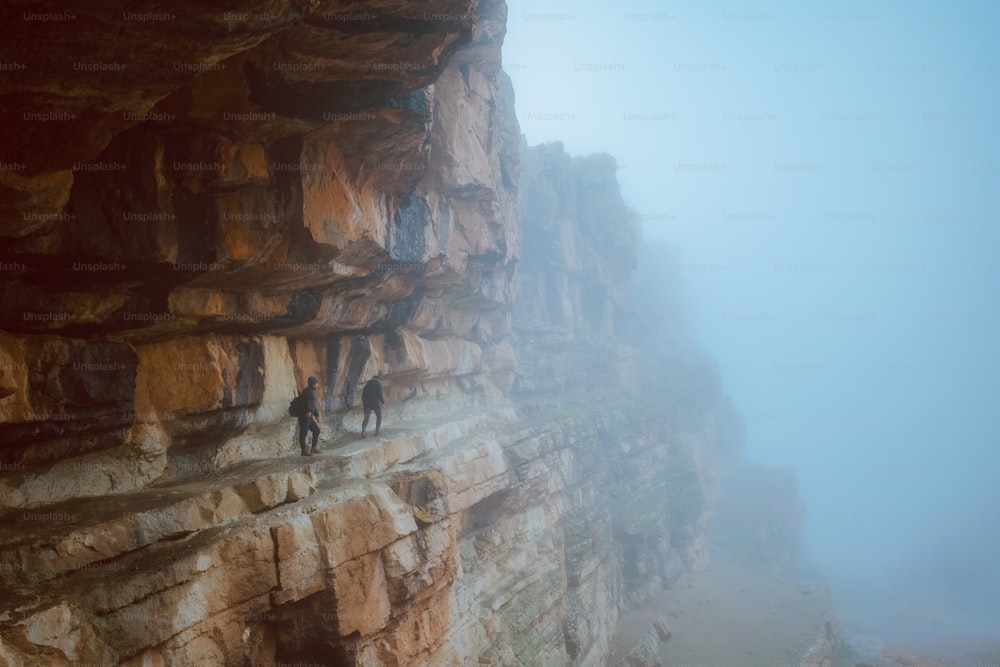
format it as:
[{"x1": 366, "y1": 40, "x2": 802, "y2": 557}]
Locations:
[{"x1": 504, "y1": 0, "x2": 1000, "y2": 646}]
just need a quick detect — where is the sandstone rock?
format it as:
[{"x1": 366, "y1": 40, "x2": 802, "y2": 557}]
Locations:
[
  {"x1": 15, "y1": 604, "x2": 117, "y2": 665},
  {"x1": 330, "y1": 552, "x2": 393, "y2": 636},
  {"x1": 0, "y1": 1, "x2": 737, "y2": 665},
  {"x1": 0, "y1": 169, "x2": 74, "y2": 240},
  {"x1": 513, "y1": 144, "x2": 639, "y2": 393},
  {"x1": 134, "y1": 334, "x2": 264, "y2": 416}
]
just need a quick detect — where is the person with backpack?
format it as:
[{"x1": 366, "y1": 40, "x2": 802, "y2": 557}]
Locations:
[
  {"x1": 361, "y1": 375, "x2": 386, "y2": 438},
  {"x1": 292, "y1": 376, "x2": 322, "y2": 456}
]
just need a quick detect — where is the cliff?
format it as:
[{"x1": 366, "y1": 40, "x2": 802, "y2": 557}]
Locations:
[{"x1": 2, "y1": 2, "x2": 740, "y2": 665}]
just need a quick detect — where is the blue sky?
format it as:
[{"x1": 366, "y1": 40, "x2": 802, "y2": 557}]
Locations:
[{"x1": 503, "y1": 0, "x2": 1000, "y2": 640}]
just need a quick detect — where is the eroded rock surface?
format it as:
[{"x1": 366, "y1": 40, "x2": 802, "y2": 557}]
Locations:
[{"x1": 1, "y1": 1, "x2": 741, "y2": 665}]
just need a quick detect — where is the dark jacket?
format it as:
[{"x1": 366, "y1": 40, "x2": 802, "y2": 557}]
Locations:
[
  {"x1": 300, "y1": 385, "x2": 320, "y2": 418},
  {"x1": 361, "y1": 378, "x2": 384, "y2": 408}
]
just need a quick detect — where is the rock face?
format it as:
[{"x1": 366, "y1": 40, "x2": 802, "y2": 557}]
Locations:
[
  {"x1": 0, "y1": 0, "x2": 515, "y2": 506},
  {"x1": 800, "y1": 612, "x2": 840, "y2": 667},
  {"x1": 515, "y1": 144, "x2": 638, "y2": 393},
  {"x1": 1, "y1": 1, "x2": 739, "y2": 665}
]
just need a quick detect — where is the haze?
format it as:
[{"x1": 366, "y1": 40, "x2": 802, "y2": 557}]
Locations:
[{"x1": 504, "y1": 0, "x2": 1000, "y2": 644}]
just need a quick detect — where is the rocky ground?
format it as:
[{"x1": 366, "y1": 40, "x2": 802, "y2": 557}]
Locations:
[
  {"x1": 834, "y1": 635, "x2": 1000, "y2": 667},
  {"x1": 613, "y1": 555, "x2": 832, "y2": 667}
]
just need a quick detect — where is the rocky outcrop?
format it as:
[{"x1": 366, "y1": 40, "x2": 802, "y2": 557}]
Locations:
[
  {"x1": 800, "y1": 611, "x2": 839, "y2": 667},
  {"x1": 1, "y1": 1, "x2": 739, "y2": 665},
  {"x1": 514, "y1": 144, "x2": 638, "y2": 393},
  {"x1": 615, "y1": 617, "x2": 670, "y2": 667},
  {"x1": 618, "y1": 628, "x2": 662, "y2": 667},
  {"x1": 0, "y1": 0, "x2": 515, "y2": 506},
  {"x1": 513, "y1": 144, "x2": 745, "y2": 604}
]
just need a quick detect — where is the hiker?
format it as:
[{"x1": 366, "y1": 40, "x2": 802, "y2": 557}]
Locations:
[
  {"x1": 361, "y1": 375, "x2": 386, "y2": 438},
  {"x1": 298, "y1": 376, "x2": 322, "y2": 456}
]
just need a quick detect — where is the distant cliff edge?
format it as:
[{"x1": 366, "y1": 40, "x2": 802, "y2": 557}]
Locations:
[{"x1": 1, "y1": 1, "x2": 795, "y2": 665}]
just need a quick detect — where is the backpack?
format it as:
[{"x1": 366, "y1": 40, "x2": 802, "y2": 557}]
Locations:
[{"x1": 288, "y1": 392, "x2": 306, "y2": 418}]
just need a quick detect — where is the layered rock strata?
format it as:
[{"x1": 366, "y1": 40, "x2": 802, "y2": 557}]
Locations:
[
  {"x1": 2, "y1": 1, "x2": 740, "y2": 665},
  {"x1": 0, "y1": 0, "x2": 516, "y2": 507}
]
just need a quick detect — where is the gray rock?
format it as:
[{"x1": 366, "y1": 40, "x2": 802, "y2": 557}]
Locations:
[
  {"x1": 620, "y1": 627, "x2": 663, "y2": 667},
  {"x1": 653, "y1": 615, "x2": 672, "y2": 642}
]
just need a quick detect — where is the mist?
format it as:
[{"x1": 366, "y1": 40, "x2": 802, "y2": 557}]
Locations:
[{"x1": 504, "y1": 0, "x2": 1000, "y2": 648}]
